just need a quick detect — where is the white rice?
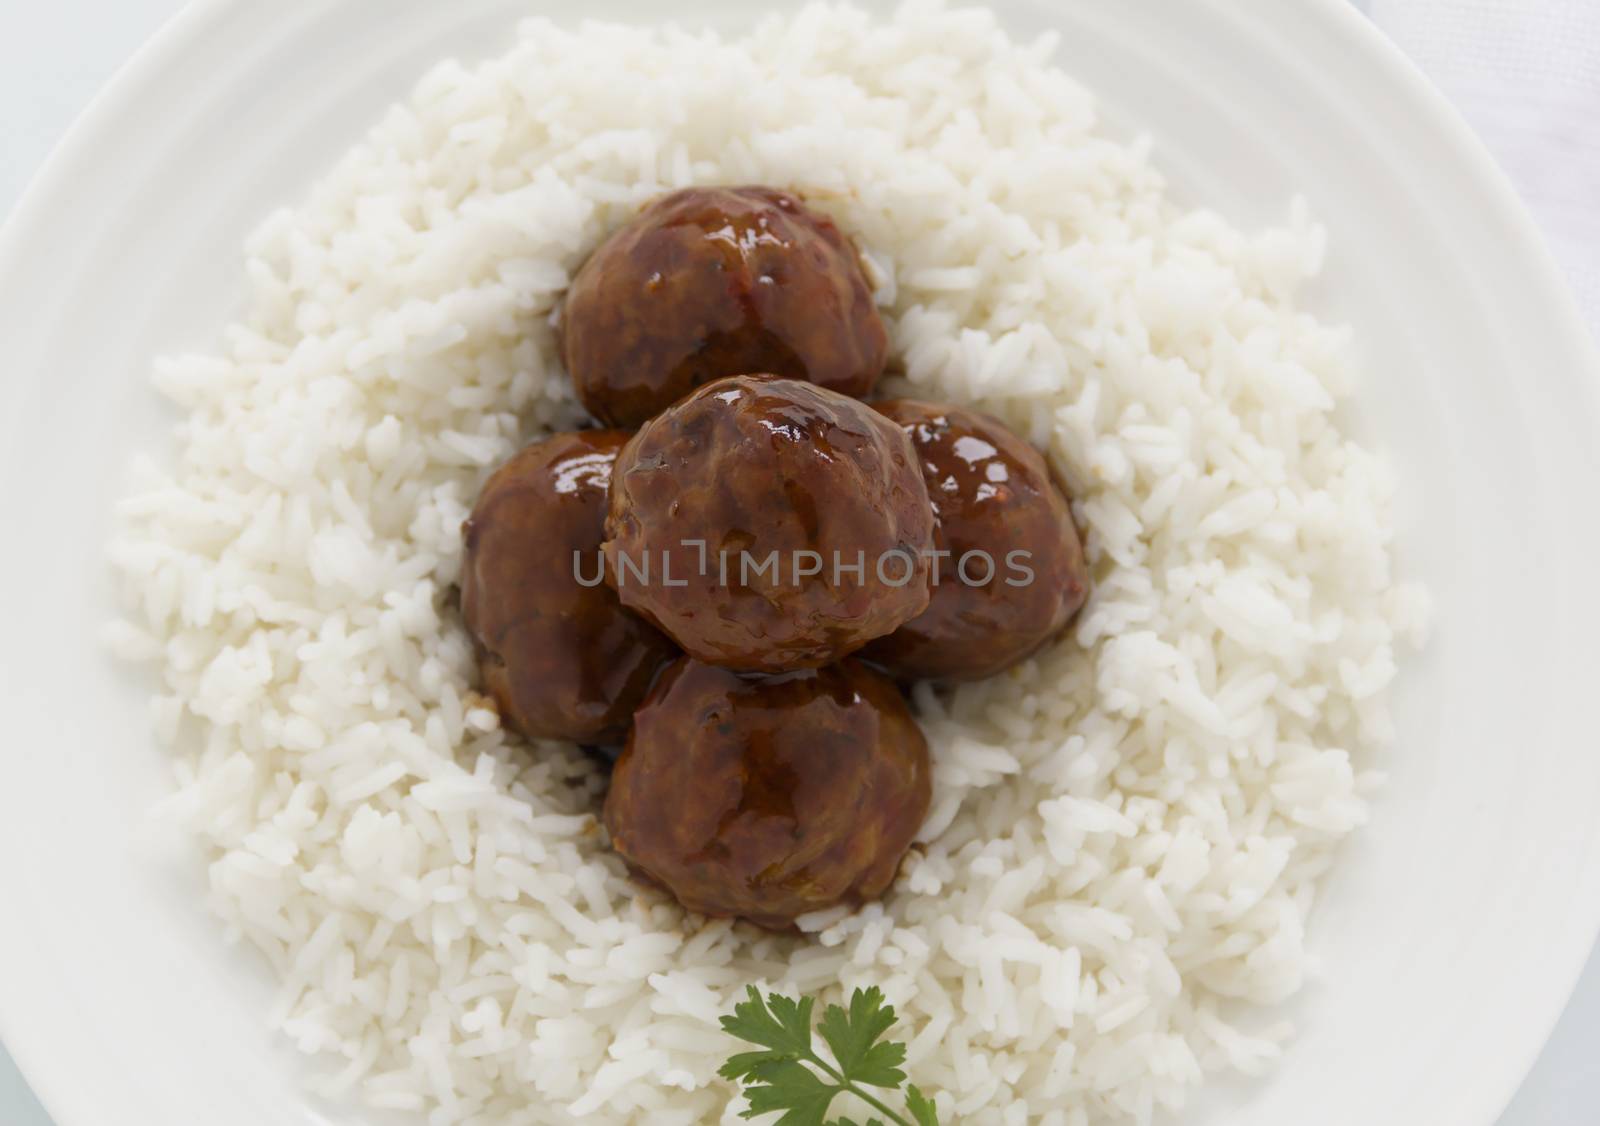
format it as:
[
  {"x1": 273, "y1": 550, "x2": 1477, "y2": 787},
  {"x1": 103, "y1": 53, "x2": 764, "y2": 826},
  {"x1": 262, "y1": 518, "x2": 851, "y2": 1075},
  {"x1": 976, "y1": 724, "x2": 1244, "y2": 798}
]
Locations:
[{"x1": 107, "y1": 3, "x2": 1429, "y2": 1122}]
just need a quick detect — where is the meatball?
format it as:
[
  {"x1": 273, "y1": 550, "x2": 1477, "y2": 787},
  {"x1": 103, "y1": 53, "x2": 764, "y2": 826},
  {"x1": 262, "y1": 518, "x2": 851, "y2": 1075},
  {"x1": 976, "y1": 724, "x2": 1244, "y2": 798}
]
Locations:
[
  {"x1": 602, "y1": 375, "x2": 935, "y2": 671},
  {"x1": 562, "y1": 186, "x2": 887, "y2": 427},
  {"x1": 461, "y1": 431, "x2": 677, "y2": 744},
  {"x1": 861, "y1": 401, "x2": 1090, "y2": 681},
  {"x1": 603, "y1": 658, "x2": 931, "y2": 928}
]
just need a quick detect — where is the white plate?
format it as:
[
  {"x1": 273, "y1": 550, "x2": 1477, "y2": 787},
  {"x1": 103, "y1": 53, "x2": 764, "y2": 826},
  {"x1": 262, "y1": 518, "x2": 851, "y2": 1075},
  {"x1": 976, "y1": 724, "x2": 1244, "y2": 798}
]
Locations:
[{"x1": 2, "y1": 1, "x2": 1598, "y2": 1123}]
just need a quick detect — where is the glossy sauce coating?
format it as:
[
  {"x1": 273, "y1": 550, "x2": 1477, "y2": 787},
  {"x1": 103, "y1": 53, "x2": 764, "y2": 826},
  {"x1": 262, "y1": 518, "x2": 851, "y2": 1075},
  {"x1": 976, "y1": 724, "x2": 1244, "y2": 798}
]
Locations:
[
  {"x1": 562, "y1": 186, "x2": 888, "y2": 427},
  {"x1": 603, "y1": 375, "x2": 935, "y2": 671},
  {"x1": 461, "y1": 431, "x2": 678, "y2": 744},
  {"x1": 861, "y1": 401, "x2": 1090, "y2": 681},
  {"x1": 603, "y1": 658, "x2": 931, "y2": 929}
]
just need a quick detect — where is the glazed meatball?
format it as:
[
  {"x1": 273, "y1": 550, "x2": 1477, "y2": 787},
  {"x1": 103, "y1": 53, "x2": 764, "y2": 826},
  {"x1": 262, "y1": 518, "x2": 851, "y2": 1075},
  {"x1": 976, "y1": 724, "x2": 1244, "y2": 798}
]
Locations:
[
  {"x1": 461, "y1": 431, "x2": 677, "y2": 744},
  {"x1": 562, "y1": 186, "x2": 887, "y2": 427},
  {"x1": 603, "y1": 658, "x2": 931, "y2": 928},
  {"x1": 602, "y1": 375, "x2": 935, "y2": 671},
  {"x1": 861, "y1": 401, "x2": 1090, "y2": 681}
]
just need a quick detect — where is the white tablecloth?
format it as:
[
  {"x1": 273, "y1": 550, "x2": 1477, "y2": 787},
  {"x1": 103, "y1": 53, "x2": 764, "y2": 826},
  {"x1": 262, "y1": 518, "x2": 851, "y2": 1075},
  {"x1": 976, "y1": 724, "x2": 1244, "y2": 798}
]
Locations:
[
  {"x1": 0, "y1": 2, "x2": 1595, "y2": 1124},
  {"x1": 1369, "y1": 0, "x2": 1600, "y2": 334}
]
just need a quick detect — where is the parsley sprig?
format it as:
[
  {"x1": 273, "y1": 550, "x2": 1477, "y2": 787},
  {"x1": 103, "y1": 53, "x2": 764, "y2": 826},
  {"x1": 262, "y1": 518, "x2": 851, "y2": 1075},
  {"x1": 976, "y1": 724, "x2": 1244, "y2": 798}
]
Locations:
[{"x1": 718, "y1": 985, "x2": 941, "y2": 1126}]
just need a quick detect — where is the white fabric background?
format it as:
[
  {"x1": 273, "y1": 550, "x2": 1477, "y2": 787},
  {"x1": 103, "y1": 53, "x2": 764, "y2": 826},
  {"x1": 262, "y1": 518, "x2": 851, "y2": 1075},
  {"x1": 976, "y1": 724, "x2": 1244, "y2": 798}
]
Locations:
[
  {"x1": 0, "y1": 0, "x2": 1594, "y2": 1122},
  {"x1": 1368, "y1": 0, "x2": 1600, "y2": 334}
]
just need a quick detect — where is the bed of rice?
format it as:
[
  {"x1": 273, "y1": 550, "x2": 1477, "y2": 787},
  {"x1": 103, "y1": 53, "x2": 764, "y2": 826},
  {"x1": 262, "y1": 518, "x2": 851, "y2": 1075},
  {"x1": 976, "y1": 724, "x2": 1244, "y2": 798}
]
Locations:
[{"x1": 106, "y1": 3, "x2": 1428, "y2": 1122}]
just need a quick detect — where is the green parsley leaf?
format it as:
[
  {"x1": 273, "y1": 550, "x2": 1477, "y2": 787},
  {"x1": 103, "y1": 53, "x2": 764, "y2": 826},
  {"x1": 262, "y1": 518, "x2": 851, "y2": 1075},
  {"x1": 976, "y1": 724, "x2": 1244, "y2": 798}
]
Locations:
[
  {"x1": 720, "y1": 1050, "x2": 788, "y2": 1083},
  {"x1": 817, "y1": 987, "x2": 907, "y2": 1089},
  {"x1": 737, "y1": 1058, "x2": 837, "y2": 1125},
  {"x1": 721, "y1": 986, "x2": 817, "y2": 1057},
  {"x1": 904, "y1": 1085, "x2": 939, "y2": 1126},
  {"x1": 719, "y1": 987, "x2": 942, "y2": 1126}
]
